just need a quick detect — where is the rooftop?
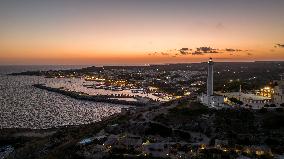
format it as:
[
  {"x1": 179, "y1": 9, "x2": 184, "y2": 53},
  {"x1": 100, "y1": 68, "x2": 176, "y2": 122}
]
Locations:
[{"x1": 220, "y1": 92, "x2": 271, "y2": 100}]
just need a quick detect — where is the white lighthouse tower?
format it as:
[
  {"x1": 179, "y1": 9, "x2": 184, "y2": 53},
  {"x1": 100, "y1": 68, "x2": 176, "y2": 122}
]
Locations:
[
  {"x1": 207, "y1": 58, "x2": 214, "y2": 97},
  {"x1": 200, "y1": 58, "x2": 225, "y2": 108}
]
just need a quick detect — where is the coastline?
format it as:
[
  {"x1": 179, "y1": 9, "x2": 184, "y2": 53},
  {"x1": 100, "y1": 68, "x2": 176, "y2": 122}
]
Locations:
[{"x1": 0, "y1": 112, "x2": 125, "y2": 146}]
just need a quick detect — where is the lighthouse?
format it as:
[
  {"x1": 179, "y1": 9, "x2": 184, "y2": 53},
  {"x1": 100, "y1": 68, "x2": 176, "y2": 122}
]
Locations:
[
  {"x1": 199, "y1": 58, "x2": 225, "y2": 108},
  {"x1": 207, "y1": 58, "x2": 214, "y2": 96}
]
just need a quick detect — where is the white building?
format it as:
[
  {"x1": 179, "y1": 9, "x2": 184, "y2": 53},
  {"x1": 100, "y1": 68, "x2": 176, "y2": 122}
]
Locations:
[
  {"x1": 199, "y1": 58, "x2": 225, "y2": 108},
  {"x1": 217, "y1": 92, "x2": 271, "y2": 109},
  {"x1": 200, "y1": 94, "x2": 226, "y2": 108},
  {"x1": 272, "y1": 80, "x2": 284, "y2": 106}
]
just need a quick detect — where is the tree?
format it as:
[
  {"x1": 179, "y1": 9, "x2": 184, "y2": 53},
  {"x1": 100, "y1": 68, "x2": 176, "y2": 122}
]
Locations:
[
  {"x1": 270, "y1": 104, "x2": 276, "y2": 107},
  {"x1": 229, "y1": 98, "x2": 243, "y2": 105},
  {"x1": 276, "y1": 108, "x2": 283, "y2": 112},
  {"x1": 259, "y1": 108, "x2": 268, "y2": 113},
  {"x1": 264, "y1": 104, "x2": 269, "y2": 107}
]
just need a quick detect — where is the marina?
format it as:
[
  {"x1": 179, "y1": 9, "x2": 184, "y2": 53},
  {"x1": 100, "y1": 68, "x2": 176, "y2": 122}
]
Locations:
[{"x1": 44, "y1": 77, "x2": 171, "y2": 102}]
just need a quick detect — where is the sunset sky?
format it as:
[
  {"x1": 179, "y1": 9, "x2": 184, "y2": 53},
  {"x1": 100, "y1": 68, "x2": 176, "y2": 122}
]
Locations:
[{"x1": 0, "y1": 0, "x2": 284, "y2": 65}]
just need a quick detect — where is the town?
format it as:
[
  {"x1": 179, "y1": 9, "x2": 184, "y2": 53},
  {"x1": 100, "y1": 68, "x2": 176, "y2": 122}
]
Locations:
[
  {"x1": 1, "y1": 0, "x2": 284, "y2": 158},
  {"x1": 1, "y1": 59, "x2": 284, "y2": 159},
  {"x1": 11, "y1": 59, "x2": 284, "y2": 110}
]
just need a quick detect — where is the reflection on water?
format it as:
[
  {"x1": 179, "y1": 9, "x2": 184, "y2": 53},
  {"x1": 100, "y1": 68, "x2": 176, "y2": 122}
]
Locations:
[
  {"x1": 0, "y1": 66, "x2": 127, "y2": 129},
  {"x1": 0, "y1": 65, "x2": 89, "y2": 75}
]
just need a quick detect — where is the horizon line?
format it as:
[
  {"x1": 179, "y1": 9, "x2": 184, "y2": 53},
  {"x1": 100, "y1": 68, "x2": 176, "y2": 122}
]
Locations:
[{"x1": 1, "y1": 60, "x2": 284, "y2": 67}]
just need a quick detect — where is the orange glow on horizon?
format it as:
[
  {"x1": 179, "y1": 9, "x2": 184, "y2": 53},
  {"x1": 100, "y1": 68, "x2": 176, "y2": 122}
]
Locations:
[{"x1": 0, "y1": 1, "x2": 283, "y2": 65}]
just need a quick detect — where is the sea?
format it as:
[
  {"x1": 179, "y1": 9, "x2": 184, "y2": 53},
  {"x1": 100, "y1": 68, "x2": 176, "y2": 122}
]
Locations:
[{"x1": 0, "y1": 65, "x2": 124, "y2": 129}]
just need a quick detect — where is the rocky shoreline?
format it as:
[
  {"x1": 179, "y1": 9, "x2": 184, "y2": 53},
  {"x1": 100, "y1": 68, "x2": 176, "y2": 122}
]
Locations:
[{"x1": 0, "y1": 113, "x2": 125, "y2": 157}]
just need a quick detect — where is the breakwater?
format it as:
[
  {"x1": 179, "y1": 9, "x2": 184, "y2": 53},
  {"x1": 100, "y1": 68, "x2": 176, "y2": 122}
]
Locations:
[{"x1": 33, "y1": 84, "x2": 146, "y2": 106}]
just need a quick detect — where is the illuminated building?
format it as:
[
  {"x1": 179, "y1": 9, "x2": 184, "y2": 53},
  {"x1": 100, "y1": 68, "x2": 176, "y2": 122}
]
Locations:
[
  {"x1": 257, "y1": 87, "x2": 274, "y2": 98},
  {"x1": 218, "y1": 92, "x2": 271, "y2": 109}
]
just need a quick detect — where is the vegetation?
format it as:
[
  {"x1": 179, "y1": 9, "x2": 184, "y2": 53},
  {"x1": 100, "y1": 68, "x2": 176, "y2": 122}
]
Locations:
[
  {"x1": 169, "y1": 102, "x2": 209, "y2": 117},
  {"x1": 262, "y1": 114, "x2": 284, "y2": 129},
  {"x1": 214, "y1": 109, "x2": 256, "y2": 144},
  {"x1": 145, "y1": 122, "x2": 172, "y2": 137},
  {"x1": 229, "y1": 97, "x2": 243, "y2": 105}
]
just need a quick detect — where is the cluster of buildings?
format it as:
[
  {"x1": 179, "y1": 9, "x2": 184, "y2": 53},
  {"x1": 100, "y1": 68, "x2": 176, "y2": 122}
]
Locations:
[
  {"x1": 76, "y1": 131, "x2": 274, "y2": 159},
  {"x1": 46, "y1": 65, "x2": 206, "y2": 103},
  {"x1": 200, "y1": 58, "x2": 284, "y2": 109},
  {"x1": 271, "y1": 80, "x2": 284, "y2": 106}
]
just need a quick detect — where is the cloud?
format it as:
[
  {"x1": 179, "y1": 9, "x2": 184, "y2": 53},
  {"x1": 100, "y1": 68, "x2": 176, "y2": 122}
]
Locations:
[
  {"x1": 216, "y1": 22, "x2": 225, "y2": 30},
  {"x1": 148, "y1": 51, "x2": 171, "y2": 56},
  {"x1": 192, "y1": 51, "x2": 204, "y2": 55},
  {"x1": 149, "y1": 48, "x2": 192, "y2": 56},
  {"x1": 225, "y1": 48, "x2": 243, "y2": 52},
  {"x1": 148, "y1": 52, "x2": 159, "y2": 56},
  {"x1": 275, "y1": 44, "x2": 284, "y2": 48},
  {"x1": 196, "y1": 47, "x2": 220, "y2": 53},
  {"x1": 247, "y1": 53, "x2": 253, "y2": 56},
  {"x1": 190, "y1": 47, "x2": 220, "y2": 55},
  {"x1": 179, "y1": 47, "x2": 221, "y2": 55},
  {"x1": 161, "y1": 52, "x2": 169, "y2": 56},
  {"x1": 148, "y1": 46, "x2": 249, "y2": 57},
  {"x1": 179, "y1": 48, "x2": 190, "y2": 55}
]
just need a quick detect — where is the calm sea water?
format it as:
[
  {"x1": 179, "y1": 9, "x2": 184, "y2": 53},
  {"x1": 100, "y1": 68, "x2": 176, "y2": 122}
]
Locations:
[
  {"x1": 0, "y1": 65, "x2": 89, "y2": 75},
  {"x1": 0, "y1": 66, "x2": 124, "y2": 129}
]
